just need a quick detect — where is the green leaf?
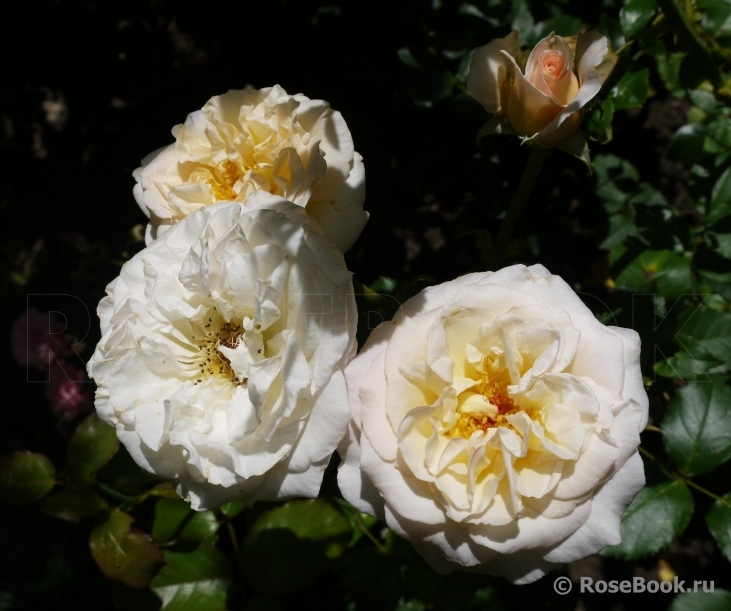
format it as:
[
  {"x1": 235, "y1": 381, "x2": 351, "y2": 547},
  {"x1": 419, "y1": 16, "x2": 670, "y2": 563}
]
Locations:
[
  {"x1": 150, "y1": 544, "x2": 232, "y2": 611},
  {"x1": 706, "y1": 119, "x2": 731, "y2": 154},
  {"x1": 151, "y1": 499, "x2": 219, "y2": 544},
  {"x1": 662, "y1": 377, "x2": 731, "y2": 476},
  {"x1": 243, "y1": 499, "x2": 352, "y2": 594},
  {"x1": 656, "y1": 353, "x2": 729, "y2": 379},
  {"x1": 602, "y1": 478, "x2": 694, "y2": 559},
  {"x1": 670, "y1": 124, "x2": 709, "y2": 163},
  {"x1": 96, "y1": 444, "x2": 152, "y2": 496},
  {"x1": 614, "y1": 249, "x2": 693, "y2": 299},
  {"x1": 620, "y1": 0, "x2": 658, "y2": 38},
  {"x1": 611, "y1": 68, "x2": 650, "y2": 110},
  {"x1": 584, "y1": 97, "x2": 614, "y2": 144},
  {"x1": 457, "y1": 3, "x2": 495, "y2": 24},
  {"x1": 678, "y1": 308, "x2": 731, "y2": 366},
  {"x1": 697, "y1": 0, "x2": 731, "y2": 37},
  {"x1": 706, "y1": 493, "x2": 731, "y2": 563},
  {"x1": 65, "y1": 413, "x2": 119, "y2": 489},
  {"x1": 657, "y1": 307, "x2": 731, "y2": 379},
  {"x1": 656, "y1": 51, "x2": 687, "y2": 96},
  {"x1": 593, "y1": 154, "x2": 640, "y2": 206},
  {"x1": 597, "y1": 14, "x2": 625, "y2": 50},
  {"x1": 41, "y1": 489, "x2": 108, "y2": 521},
  {"x1": 712, "y1": 166, "x2": 731, "y2": 208},
  {"x1": 90, "y1": 508, "x2": 165, "y2": 589},
  {"x1": 249, "y1": 499, "x2": 351, "y2": 556},
  {"x1": 688, "y1": 89, "x2": 722, "y2": 114},
  {"x1": 533, "y1": 15, "x2": 584, "y2": 41},
  {"x1": 707, "y1": 230, "x2": 731, "y2": 259},
  {"x1": 669, "y1": 588, "x2": 731, "y2": 611},
  {"x1": 455, "y1": 51, "x2": 474, "y2": 83},
  {"x1": 397, "y1": 48, "x2": 421, "y2": 69},
  {"x1": 369, "y1": 276, "x2": 398, "y2": 294},
  {"x1": 0, "y1": 452, "x2": 56, "y2": 506},
  {"x1": 219, "y1": 501, "x2": 245, "y2": 519},
  {"x1": 510, "y1": 0, "x2": 535, "y2": 45}
]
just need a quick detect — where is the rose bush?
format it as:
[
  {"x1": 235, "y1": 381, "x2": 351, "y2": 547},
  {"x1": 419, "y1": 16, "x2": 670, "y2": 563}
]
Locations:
[
  {"x1": 467, "y1": 30, "x2": 609, "y2": 148},
  {"x1": 133, "y1": 85, "x2": 368, "y2": 252},
  {"x1": 338, "y1": 264, "x2": 647, "y2": 583},
  {"x1": 87, "y1": 194, "x2": 357, "y2": 509}
]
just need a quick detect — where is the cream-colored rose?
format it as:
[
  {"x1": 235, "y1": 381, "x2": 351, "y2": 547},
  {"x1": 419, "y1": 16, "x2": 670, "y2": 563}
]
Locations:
[
  {"x1": 87, "y1": 195, "x2": 357, "y2": 509},
  {"x1": 133, "y1": 85, "x2": 368, "y2": 252},
  {"x1": 338, "y1": 265, "x2": 647, "y2": 583},
  {"x1": 467, "y1": 31, "x2": 608, "y2": 147}
]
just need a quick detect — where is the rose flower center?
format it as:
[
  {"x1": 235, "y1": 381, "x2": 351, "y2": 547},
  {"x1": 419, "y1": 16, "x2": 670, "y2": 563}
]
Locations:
[
  {"x1": 445, "y1": 381, "x2": 518, "y2": 439},
  {"x1": 541, "y1": 52, "x2": 565, "y2": 78},
  {"x1": 179, "y1": 307, "x2": 248, "y2": 386},
  {"x1": 208, "y1": 160, "x2": 244, "y2": 202}
]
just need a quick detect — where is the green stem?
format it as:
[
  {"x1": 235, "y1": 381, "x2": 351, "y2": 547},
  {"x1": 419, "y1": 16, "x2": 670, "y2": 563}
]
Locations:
[
  {"x1": 493, "y1": 145, "x2": 549, "y2": 259},
  {"x1": 216, "y1": 510, "x2": 246, "y2": 608},
  {"x1": 638, "y1": 445, "x2": 657, "y2": 462},
  {"x1": 448, "y1": 70, "x2": 469, "y2": 94},
  {"x1": 680, "y1": 477, "x2": 728, "y2": 504},
  {"x1": 638, "y1": 446, "x2": 729, "y2": 506},
  {"x1": 655, "y1": 0, "x2": 725, "y2": 89},
  {"x1": 226, "y1": 520, "x2": 244, "y2": 573},
  {"x1": 96, "y1": 481, "x2": 137, "y2": 504},
  {"x1": 354, "y1": 512, "x2": 388, "y2": 554}
]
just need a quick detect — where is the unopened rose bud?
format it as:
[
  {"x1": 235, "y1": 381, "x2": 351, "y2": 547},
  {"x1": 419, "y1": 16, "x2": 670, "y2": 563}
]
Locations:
[{"x1": 468, "y1": 30, "x2": 609, "y2": 148}]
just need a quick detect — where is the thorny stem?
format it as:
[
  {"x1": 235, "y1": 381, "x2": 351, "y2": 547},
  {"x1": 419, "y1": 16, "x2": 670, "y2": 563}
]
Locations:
[
  {"x1": 493, "y1": 145, "x2": 550, "y2": 260},
  {"x1": 655, "y1": 0, "x2": 725, "y2": 89}
]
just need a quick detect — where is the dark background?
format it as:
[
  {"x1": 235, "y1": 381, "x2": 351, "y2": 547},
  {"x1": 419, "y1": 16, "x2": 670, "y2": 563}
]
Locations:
[{"x1": 0, "y1": 1, "x2": 709, "y2": 610}]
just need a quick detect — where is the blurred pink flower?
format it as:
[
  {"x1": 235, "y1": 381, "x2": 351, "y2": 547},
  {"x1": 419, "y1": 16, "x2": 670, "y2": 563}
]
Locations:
[
  {"x1": 10, "y1": 308, "x2": 72, "y2": 370},
  {"x1": 46, "y1": 364, "x2": 93, "y2": 421}
]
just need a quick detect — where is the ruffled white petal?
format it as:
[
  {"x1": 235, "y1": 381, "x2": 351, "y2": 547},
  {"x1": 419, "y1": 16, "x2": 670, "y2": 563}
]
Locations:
[
  {"x1": 88, "y1": 197, "x2": 356, "y2": 509},
  {"x1": 338, "y1": 264, "x2": 647, "y2": 583}
]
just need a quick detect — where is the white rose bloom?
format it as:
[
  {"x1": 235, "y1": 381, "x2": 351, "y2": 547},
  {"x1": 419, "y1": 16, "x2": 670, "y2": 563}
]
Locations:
[
  {"x1": 133, "y1": 85, "x2": 368, "y2": 252},
  {"x1": 338, "y1": 264, "x2": 647, "y2": 584},
  {"x1": 87, "y1": 194, "x2": 357, "y2": 509}
]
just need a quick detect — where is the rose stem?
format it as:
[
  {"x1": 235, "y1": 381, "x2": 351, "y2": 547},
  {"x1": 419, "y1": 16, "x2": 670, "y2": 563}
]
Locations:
[
  {"x1": 96, "y1": 481, "x2": 138, "y2": 504},
  {"x1": 638, "y1": 446, "x2": 731, "y2": 507},
  {"x1": 493, "y1": 145, "x2": 550, "y2": 261},
  {"x1": 655, "y1": 0, "x2": 724, "y2": 90},
  {"x1": 353, "y1": 511, "x2": 388, "y2": 554},
  {"x1": 215, "y1": 509, "x2": 246, "y2": 605}
]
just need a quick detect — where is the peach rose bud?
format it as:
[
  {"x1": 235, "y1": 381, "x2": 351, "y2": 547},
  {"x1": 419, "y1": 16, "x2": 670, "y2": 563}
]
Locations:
[{"x1": 468, "y1": 30, "x2": 609, "y2": 150}]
